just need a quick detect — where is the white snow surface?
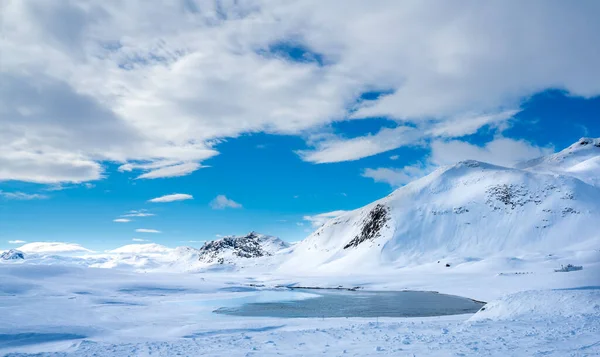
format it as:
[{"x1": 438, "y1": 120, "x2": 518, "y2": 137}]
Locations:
[{"x1": 1, "y1": 138, "x2": 599, "y2": 356}]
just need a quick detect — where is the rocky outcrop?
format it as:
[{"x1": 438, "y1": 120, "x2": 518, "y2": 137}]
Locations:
[
  {"x1": 344, "y1": 204, "x2": 390, "y2": 249},
  {"x1": 198, "y1": 232, "x2": 289, "y2": 265}
]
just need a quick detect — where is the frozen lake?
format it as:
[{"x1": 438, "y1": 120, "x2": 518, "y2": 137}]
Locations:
[{"x1": 213, "y1": 289, "x2": 485, "y2": 318}]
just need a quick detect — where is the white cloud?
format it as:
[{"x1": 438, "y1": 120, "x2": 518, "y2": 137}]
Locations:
[
  {"x1": 148, "y1": 193, "x2": 193, "y2": 203},
  {"x1": 210, "y1": 195, "x2": 242, "y2": 210},
  {"x1": 135, "y1": 229, "x2": 161, "y2": 233},
  {"x1": 303, "y1": 210, "x2": 348, "y2": 228},
  {"x1": 136, "y1": 162, "x2": 205, "y2": 180},
  {"x1": 1, "y1": 0, "x2": 599, "y2": 183},
  {"x1": 8, "y1": 240, "x2": 26, "y2": 244},
  {"x1": 122, "y1": 210, "x2": 155, "y2": 217},
  {"x1": 426, "y1": 110, "x2": 519, "y2": 138},
  {"x1": 430, "y1": 138, "x2": 553, "y2": 168},
  {"x1": 299, "y1": 126, "x2": 420, "y2": 163},
  {"x1": 113, "y1": 218, "x2": 131, "y2": 223},
  {"x1": 132, "y1": 238, "x2": 148, "y2": 242},
  {"x1": 390, "y1": 155, "x2": 399, "y2": 160},
  {"x1": 0, "y1": 191, "x2": 49, "y2": 200},
  {"x1": 362, "y1": 164, "x2": 431, "y2": 188},
  {"x1": 16, "y1": 242, "x2": 92, "y2": 254}
]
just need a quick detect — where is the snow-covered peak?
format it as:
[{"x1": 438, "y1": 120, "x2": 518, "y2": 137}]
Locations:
[
  {"x1": 198, "y1": 232, "x2": 290, "y2": 265},
  {"x1": 1, "y1": 249, "x2": 25, "y2": 260},
  {"x1": 516, "y1": 137, "x2": 600, "y2": 186},
  {"x1": 570, "y1": 137, "x2": 600, "y2": 148},
  {"x1": 517, "y1": 137, "x2": 599, "y2": 169}
]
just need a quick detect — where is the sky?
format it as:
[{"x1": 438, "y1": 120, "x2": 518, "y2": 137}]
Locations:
[{"x1": 1, "y1": 0, "x2": 599, "y2": 251}]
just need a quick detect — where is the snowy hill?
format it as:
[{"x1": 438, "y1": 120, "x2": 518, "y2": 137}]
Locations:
[
  {"x1": 280, "y1": 139, "x2": 600, "y2": 273},
  {"x1": 198, "y1": 232, "x2": 290, "y2": 266}
]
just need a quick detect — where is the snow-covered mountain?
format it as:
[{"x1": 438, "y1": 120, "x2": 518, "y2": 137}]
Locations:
[
  {"x1": 198, "y1": 232, "x2": 290, "y2": 265},
  {"x1": 280, "y1": 138, "x2": 600, "y2": 273},
  {"x1": 1, "y1": 249, "x2": 25, "y2": 260}
]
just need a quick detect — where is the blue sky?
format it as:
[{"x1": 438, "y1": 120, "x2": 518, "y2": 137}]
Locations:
[{"x1": 1, "y1": 1, "x2": 599, "y2": 251}]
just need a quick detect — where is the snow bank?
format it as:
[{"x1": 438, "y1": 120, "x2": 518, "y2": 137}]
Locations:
[{"x1": 470, "y1": 287, "x2": 600, "y2": 321}]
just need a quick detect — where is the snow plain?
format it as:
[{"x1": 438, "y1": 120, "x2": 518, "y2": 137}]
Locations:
[{"x1": 1, "y1": 250, "x2": 598, "y2": 356}]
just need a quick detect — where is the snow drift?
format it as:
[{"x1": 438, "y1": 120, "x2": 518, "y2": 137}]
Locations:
[{"x1": 470, "y1": 287, "x2": 600, "y2": 321}]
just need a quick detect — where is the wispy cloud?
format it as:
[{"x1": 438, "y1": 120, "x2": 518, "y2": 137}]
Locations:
[
  {"x1": 362, "y1": 164, "x2": 430, "y2": 188},
  {"x1": 148, "y1": 193, "x2": 193, "y2": 203},
  {"x1": 135, "y1": 229, "x2": 161, "y2": 233},
  {"x1": 210, "y1": 195, "x2": 242, "y2": 210},
  {"x1": 8, "y1": 240, "x2": 26, "y2": 244},
  {"x1": 136, "y1": 162, "x2": 205, "y2": 180},
  {"x1": 122, "y1": 210, "x2": 155, "y2": 217},
  {"x1": 0, "y1": 191, "x2": 49, "y2": 200},
  {"x1": 132, "y1": 238, "x2": 148, "y2": 242},
  {"x1": 298, "y1": 126, "x2": 419, "y2": 164},
  {"x1": 303, "y1": 210, "x2": 348, "y2": 228},
  {"x1": 113, "y1": 218, "x2": 131, "y2": 223}
]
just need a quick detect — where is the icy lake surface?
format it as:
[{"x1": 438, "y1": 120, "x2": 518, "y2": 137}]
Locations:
[{"x1": 213, "y1": 289, "x2": 485, "y2": 318}]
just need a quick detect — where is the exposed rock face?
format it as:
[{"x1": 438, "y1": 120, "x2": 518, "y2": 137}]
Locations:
[
  {"x1": 198, "y1": 232, "x2": 289, "y2": 265},
  {"x1": 344, "y1": 204, "x2": 390, "y2": 249},
  {"x1": 1, "y1": 249, "x2": 25, "y2": 260}
]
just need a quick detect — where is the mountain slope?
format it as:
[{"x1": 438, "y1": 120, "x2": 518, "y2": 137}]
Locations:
[{"x1": 280, "y1": 140, "x2": 600, "y2": 273}]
